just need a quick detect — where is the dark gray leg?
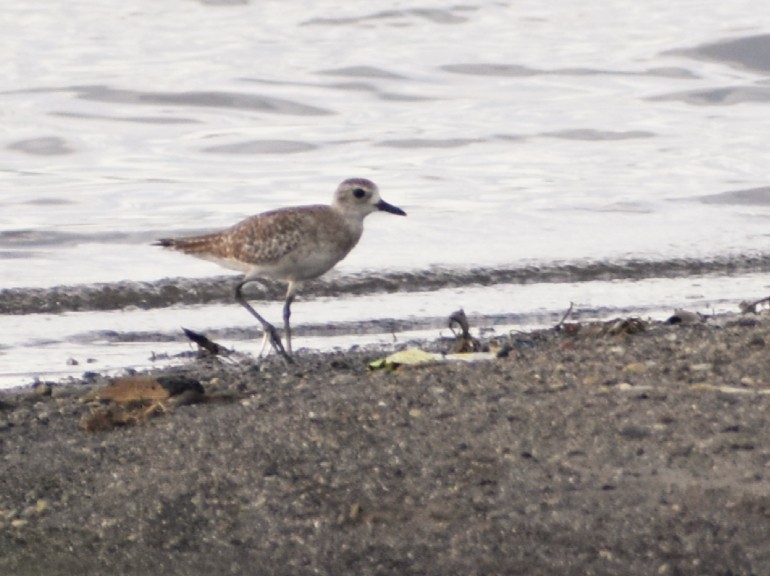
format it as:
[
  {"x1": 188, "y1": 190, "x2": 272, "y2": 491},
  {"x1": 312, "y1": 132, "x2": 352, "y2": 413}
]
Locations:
[
  {"x1": 235, "y1": 281, "x2": 293, "y2": 363},
  {"x1": 283, "y1": 291, "x2": 296, "y2": 356}
]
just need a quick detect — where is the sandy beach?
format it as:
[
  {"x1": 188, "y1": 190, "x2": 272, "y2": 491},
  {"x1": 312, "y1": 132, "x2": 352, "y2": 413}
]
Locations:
[{"x1": 2, "y1": 311, "x2": 770, "y2": 575}]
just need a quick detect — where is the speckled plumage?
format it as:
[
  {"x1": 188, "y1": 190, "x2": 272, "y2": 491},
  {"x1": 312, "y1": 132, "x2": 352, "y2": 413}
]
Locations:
[
  {"x1": 163, "y1": 205, "x2": 361, "y2": 282},
  {"x1": 156, "y1": 178, "x2": 406, "y2": 361}
]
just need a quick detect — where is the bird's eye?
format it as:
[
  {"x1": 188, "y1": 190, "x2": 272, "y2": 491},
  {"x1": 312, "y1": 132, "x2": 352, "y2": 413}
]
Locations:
[{"x1": 352, "y1": 188, "x2": 366, "y2": 199}]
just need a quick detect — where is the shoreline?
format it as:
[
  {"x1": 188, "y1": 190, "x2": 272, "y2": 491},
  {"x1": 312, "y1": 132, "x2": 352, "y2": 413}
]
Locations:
[
  {"x1": 4, "y1": 253, "x2": 770, "y2": 315},
  {"x1": 2, "y1": 312, "x2": 770, "y2": 574}
]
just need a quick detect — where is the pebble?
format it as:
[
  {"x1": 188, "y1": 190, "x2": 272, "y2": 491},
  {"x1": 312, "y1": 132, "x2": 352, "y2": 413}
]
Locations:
[
  {"x1": 22, "y1": 500, "x2": 49, "y2": 517},
  {"x1": 8, "y1": 408, "x2": 32, "y2": 426},
  {"x1": 623, "y1": 362, "x2": 647, "y2": 374},
  {"x1": 598, "y1": 549, "x2": 614, "y2": 560},
  {"x1": 620, "y1": 425, "x2": 650, "y2": 439},
  {"x1": 51, "y1": 385, "x2": 77, "y2": 399},
  {"x1": 748, "y1": 335, "x2": 765, "y2": 347},
  {"x1": 32, "y1": 381, "x2": 52, "y2": 396},
  {"x1": 582, "y1": 375, "x2": 600, "y2": 386},
  {"x1": 690, "y1": 363, "x2": 712, "y2": 373}
]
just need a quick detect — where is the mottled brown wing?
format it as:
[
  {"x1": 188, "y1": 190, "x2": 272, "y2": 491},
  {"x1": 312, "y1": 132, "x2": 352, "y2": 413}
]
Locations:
[
  {"x1": 227, "y1": 207, "x2": 325, "y2": 266},
  {"x1": 156, "y1": 205, "x2": 331, "y2": 266}
]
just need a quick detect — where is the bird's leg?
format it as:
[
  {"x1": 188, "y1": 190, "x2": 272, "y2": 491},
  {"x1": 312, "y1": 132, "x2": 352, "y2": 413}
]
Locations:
[
  {"x1": 256, "y1": 331, "x2": 270, "y2": 358},
  {"x1": 283, "y1": 283, "x2": 297, "y2": 357},
  {"x1": 235, "y1": 281, "x2": 293, "y2": 364}
]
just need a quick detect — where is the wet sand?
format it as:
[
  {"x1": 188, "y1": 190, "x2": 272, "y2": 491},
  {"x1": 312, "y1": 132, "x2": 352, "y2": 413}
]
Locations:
[
  {"x1": 4, "y1": 253, "x2": 770, "y2": 315},
  {"x1": 2, "y1": 312, "x2": 770, "y2": 575}
]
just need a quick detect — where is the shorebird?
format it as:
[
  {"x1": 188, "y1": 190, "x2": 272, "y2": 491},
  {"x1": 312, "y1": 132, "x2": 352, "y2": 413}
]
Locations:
[{"x1": 156, "y1": 178, "x2": 406, "y2": 362}]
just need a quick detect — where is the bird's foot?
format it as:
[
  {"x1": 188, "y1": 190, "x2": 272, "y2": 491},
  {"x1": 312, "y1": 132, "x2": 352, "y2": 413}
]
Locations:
[{"x1": 262, "y1": 323, "x2": 294, "y2": 365}]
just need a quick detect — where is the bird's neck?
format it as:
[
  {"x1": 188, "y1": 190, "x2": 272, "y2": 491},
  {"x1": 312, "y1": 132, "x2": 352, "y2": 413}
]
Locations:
[
  {"x1": 332, "y1": 206, "x2": 366, "y2": 236},
  {"x1": 342, "y1": 212, "x2": 365, "y2": 242}
]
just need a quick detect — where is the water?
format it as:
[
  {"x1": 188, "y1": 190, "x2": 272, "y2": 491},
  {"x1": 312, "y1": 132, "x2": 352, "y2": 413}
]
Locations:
[{"x1": 2, "y1": 0, "x2": 770, "y2": 388}]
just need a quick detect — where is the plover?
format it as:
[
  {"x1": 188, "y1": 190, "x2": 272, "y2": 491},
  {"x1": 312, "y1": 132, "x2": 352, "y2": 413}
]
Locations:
[{"x1": 156, "y1": 178, "x2": 406, "y2": 362}]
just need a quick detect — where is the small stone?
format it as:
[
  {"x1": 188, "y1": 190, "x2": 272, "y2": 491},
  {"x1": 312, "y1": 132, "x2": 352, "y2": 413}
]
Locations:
[
  {"x1": 9, "y1": 408, "x2": 32, "y2": 426},
  {"x1": 66, "y1": 358, "x2": 79, "y2": 366},
  {"x1": 190, "y1": 493, "x2": 204, "y2": 509},
  {"x1": 409, "y1": 408, "x2": 422, "y2": 418},
  {"x1": 598, "y1": 549, "x2": 613, "y2": 560},
  {"x1": 748, "y1": 335, "x2": 765, "y2": 347},
  {"x1": 582, "y1": 375, "x2": 600, "y2": 386},
  {"x1": 620, "y1": 425, "x2": 650, "y2": 439},
  {"x1": 670, "y1": 309, "x2": 701, "y2": 324},
  {"x1": 10, "y1": 518, "x2": 28, "y2": 528},
  {"x1": 51, "y1": 385, "x2": 74, "y2": 399},
  {"x1": 33, "y1": 381, "x2": 52, "y2": 396},
  {"x1": 623, "y1": 362, "x2": 647, "y2": 374},
  {"x1": 740, "y1": 376, "x2": 756, "y2": 386},
  {"x1": 690, "y1": 363, "x2": 712, "y2": 373}
]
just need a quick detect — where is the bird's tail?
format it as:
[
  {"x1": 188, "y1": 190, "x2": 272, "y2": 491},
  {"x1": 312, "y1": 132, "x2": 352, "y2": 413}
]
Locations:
[{"x1": 153, "y1": 234, "x2": 223, "y2": 255}]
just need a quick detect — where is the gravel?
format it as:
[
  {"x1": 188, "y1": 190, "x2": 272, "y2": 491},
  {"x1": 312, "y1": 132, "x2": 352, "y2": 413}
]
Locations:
[{"x1": 2, "y1": 314, "x2": 770, "y2": 575}]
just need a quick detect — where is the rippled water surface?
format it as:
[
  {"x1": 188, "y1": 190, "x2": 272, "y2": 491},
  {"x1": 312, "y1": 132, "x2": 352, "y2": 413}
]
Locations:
[{"x1": 2, "y1": 0, "x2": 770, "y2": 387}]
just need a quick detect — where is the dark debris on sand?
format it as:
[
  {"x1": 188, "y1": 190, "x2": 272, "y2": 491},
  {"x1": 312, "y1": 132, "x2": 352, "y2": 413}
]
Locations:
[{"x1": 2, "y1": 314, "x2": 770, "y2": 575}]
